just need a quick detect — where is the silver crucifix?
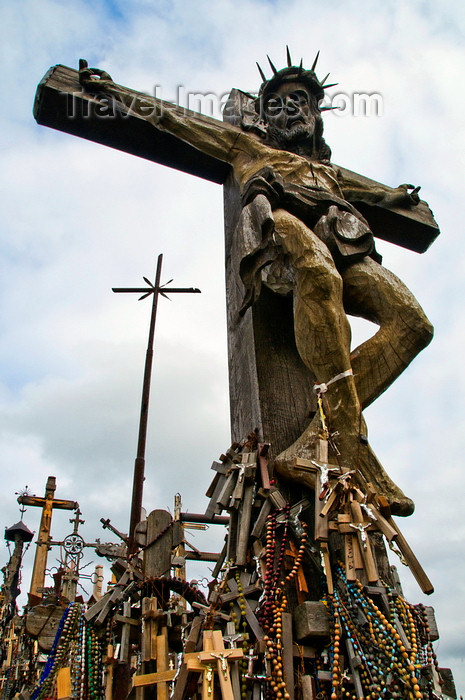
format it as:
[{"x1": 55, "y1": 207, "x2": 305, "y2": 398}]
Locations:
[{"x1": 349, "y1": 522, "x2": 370, "y2": 549}]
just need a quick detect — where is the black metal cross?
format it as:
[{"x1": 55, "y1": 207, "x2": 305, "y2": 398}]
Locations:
[{"x1": 113, "y1": 253, "x2": 201, "y2": 556}]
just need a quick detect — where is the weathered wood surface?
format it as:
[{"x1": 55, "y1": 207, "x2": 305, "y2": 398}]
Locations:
[
  {"x1": 17, "y1": 476, "x2": 78, "y2": 598},
  {"x1": 143, "y1": 509, "x2": 173, "y2": 578},
  {"x1": 336, "y1": 164, "x2": 439, "y2": 253},
  {"x1": 300, "y1": 675, "x2": 316, "y2": 700},
  {"x1": 34, "y1": 65, "x2": 230, "y2": 184},
  {"x1": 293, "y1": 602, "x2": 331, "y2": 642},
  {"x1": 281, "y1": 612, "x2": 295, "y2": 700},
  {"x1": 155, "y1": 630, "x2": 170, "y2": 700},
  {"x1": 25, "y1": 604, "x2": 65, "y2": 651},
  {"x1": 224, "y1": 173, "x2": 316, "y2": 456}
]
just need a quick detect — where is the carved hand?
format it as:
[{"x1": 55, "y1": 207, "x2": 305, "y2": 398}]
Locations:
[
  {"x1": 384, "y1": 183, "x2": 421, "y2": 208},
  {"x1": 78, "y1": 58, "x2": 114, "y2": 92}
]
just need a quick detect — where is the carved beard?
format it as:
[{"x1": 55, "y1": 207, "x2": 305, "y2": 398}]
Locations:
[{"x1": 266, "y1": 122, "x2": 315, "y2": 152}]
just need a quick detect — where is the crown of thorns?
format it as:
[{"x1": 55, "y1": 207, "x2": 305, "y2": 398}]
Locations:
[{"x1": 256, "y1": 47, "x2": 337, "y2": 111}]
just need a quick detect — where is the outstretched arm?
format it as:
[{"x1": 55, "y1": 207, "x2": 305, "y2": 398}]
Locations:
[
  {"x1": 78, "y1": 59, "x2": 241, "y2": 165},
  {"x1": 334, "y1": 164, "x2": 439, "y2": 253},
  {"x1": 375, "y1": 183, "x2": 421, "y2": 207},
  {"x1": 338, "y1": 167, "x2": 421, "y2": 209}
]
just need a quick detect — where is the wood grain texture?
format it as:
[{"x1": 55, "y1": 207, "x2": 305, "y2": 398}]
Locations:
[
  {"x1": 143, "y1": 510, "x2": 173, "y2": 578},
  {"x1": 224, "y1": 169, "x2": 316, "y2": 458},
  {"x1": 34, "y1": 65, "x2": 230, "y2": 184}
]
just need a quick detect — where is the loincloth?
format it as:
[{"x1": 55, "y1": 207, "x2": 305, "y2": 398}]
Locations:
[{"x1": 238, "y1": 169, "x2": 381, "y2": 314}]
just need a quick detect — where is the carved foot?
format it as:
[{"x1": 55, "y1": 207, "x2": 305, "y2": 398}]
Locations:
[{"x1": 273, "y1": 415, "x2": 414, "y2": 517}]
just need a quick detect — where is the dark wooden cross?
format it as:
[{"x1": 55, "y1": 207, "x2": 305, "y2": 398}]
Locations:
[
  {"x1": 112, "y1": 253, "x2": 200, "y2": 555},
  {"x1": 34, "y1": 64, "x2": 439, "y2": 458},
  {"x1": 17, "y1": 475, "x2": 78, "y2": 600}
]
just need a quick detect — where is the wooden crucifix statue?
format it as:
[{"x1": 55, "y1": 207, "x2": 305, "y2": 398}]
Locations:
[{"x1": 34, "y1": 49, "x2": 439, "y2": 517}]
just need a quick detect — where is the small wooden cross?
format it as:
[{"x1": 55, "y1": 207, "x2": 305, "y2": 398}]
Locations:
[
  {"x1": 185, "y1": 630, "x2": 244, "y2": 700},
  {"x1": 132, "y1": 625, "x2": 176, "y2": 698},
  {"x1": 295, "y1": 439, "x2": 340, "y2": 541},
  {"x1": 17, "y1": 475, "x2": 78, "y2": 599},
  {"x1": 3, "y1": 624, "x2": 17, "y2": 668},
  {"x1": 350, "y1": 501, "x2": 378, "y2": 583}
]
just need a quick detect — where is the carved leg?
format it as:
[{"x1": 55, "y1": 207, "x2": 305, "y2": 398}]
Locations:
[
  {"x1": 271, "y1": 210, "x2": 414, "y2": 515},
  {"x1": 272, "y1": 208, "x2": 358, "y2": 404},
  {"x1": 342, "y1": 258, "x2": 433, "y2": 409}
]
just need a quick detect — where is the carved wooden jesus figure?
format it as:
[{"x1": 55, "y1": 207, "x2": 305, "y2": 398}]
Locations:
[{"x1": 36, "y1": 51, "x2": 437, "y2": 517}]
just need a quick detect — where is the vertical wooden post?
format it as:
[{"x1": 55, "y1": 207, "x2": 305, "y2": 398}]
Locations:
[
  {"x1": 155, "y1": 629, "x2": 169, "y2": 700},
  {"x1": 143, "y1": 510, "x2": 173, "y2": 578},
  {"x1": 223, "y1": 90, "x2": 317, "y2": 458},
  {"x1": 103, "y1": 645, "x2": 117, "y2": 700},
  {"x1": 56, "y1": 667, "x2": 71, "y2": 699},
  {"x1": 282, "y1": 612, "x2": 295, "y2": 700},
  {"x1": 119, "y1": 600, "x2": 132, "y2": 663},
  {"x1": 30, "y1": 477, "x2": 55, "y2": 597},
  {"x1": 93, "y1": 564, "x2": 104, "y2": 600},
  {"x1": 201, "y1": 631, "x2": 215, "y2": 700}
]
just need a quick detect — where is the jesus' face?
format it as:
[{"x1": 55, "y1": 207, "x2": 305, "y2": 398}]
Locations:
[{"x1": 263, "y1": 81, "x2": 317, "y2": 148}]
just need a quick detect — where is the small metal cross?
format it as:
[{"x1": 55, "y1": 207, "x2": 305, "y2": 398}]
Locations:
[
  {"x1": 113, "y1": 253, "x2": 201, "y2": 556},
  {"x1": 244, "y1": 649, "x2": 259, "y2": 678},
  {"x1": 349, "y1": 522, "x2": 370, "y2": 549},
  {"x1": 70, "y1": 508, "x2": 85, "y2": 534}
]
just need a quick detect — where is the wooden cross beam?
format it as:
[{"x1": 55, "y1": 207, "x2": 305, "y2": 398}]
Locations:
[
  {"x1": 132, "y1": 668, "x2": 177, "y2": 688},
  {"x1": 34, "y1": 64, "x2": 230, "y2": 184},
  {"x1": 225, "y1": 577, "x2": 264, "y2": 641},
  {"x1": 34, "y1": 64, "x2": 439, "y2": 253},
  {"x1": 17, "y1": 476, "x2": 78, "y2": 599},
  {"x1": 385, "y1": 516, "x2": 434, "y2": 595}
]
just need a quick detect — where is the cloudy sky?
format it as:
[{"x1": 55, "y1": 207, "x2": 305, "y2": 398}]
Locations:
[{"x1": 1, "y1": 0, "x2": 464, "y2": 691}]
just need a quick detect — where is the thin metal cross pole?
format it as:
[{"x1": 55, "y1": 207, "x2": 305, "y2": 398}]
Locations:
[{"x1": 112, "y1": 253, "x2": 201, "y2": 557}]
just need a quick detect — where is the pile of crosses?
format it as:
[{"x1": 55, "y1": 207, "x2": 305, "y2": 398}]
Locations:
[
  {"x1": 14, "y1": 435, "x2": 457, "y2": 700},
  {"x1": 190, "y1": 436, "x2": 453, "y2": 700}
]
